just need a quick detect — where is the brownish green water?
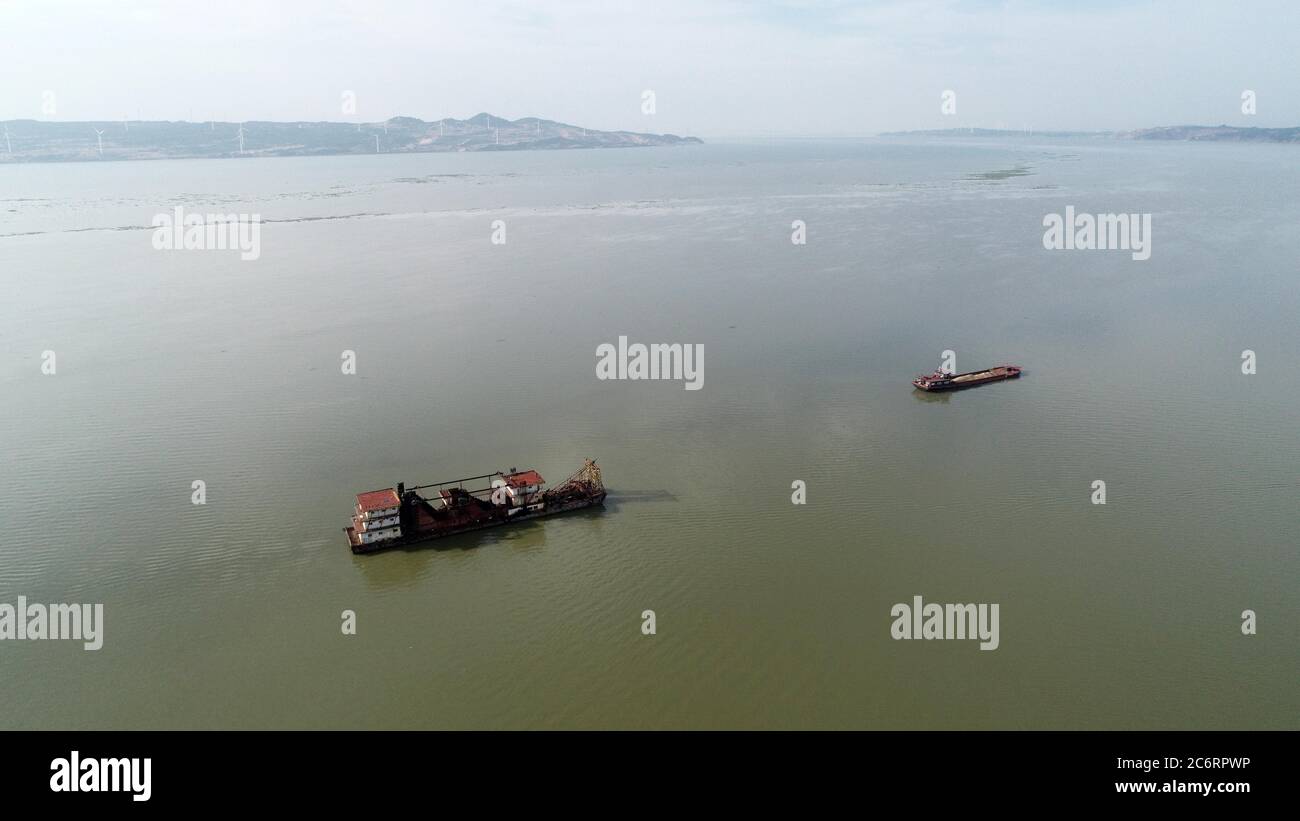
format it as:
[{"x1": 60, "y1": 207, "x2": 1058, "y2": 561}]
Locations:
[{"x1": 1, "y1": 138, "x2": 1297, "y2": 728}]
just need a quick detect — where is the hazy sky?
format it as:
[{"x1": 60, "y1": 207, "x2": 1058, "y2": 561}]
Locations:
[{"x1": 3, "y1": 0, "x2": 1298, "y2": 136}]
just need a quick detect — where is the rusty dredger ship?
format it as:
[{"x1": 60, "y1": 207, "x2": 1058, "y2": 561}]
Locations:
[{"x1": 345, "y1": 459, "x2": 606, "y2": 554}]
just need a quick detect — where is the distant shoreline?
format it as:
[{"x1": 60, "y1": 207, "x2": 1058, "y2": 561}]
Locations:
[
  {"x1": 0, "y1": 113, "x2": 702, "y2": 165},
  {"x1": 880, "y1": 125, "x2": 1300, "y2": 143}
]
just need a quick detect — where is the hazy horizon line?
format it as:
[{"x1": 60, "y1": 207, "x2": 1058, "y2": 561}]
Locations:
[{"x1": 6, "y1": 116, "x2": 1300, "y2": 142}]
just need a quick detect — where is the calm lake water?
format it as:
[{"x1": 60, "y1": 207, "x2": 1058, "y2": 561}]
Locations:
[{"x1": 1, "y1": 137, "x2": 1297, "y2": 729}]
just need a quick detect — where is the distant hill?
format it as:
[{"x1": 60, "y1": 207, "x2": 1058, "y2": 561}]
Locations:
[
  {"x1": 0, "y1": 114, "x2": 703, "y2": 164},
  {"x1": 880, "y1": 125, "x2": 1300, "y2": 143},
  {"x1": 1119, "y1": 125, "x2": 1300, "y2": 143}
]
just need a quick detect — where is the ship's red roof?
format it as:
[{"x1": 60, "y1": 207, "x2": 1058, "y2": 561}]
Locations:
[
  {"x1": 504, "y1": 470, "x2": 544, "y2": 487},
  {"x1": 356, "y1": 488, "x2": 401, "y2": 511}
]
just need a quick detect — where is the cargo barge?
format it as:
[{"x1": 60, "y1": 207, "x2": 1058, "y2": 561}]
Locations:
[
  {"x1": 345, "y1": 459, "x2": 606, "y2": 554},
  {"x1": 912, "y1": 365, "x2": 1022, "y2": 392}
]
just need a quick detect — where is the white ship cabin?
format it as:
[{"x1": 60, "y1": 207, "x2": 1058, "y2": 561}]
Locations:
[
  {"x1": 354, "y1": 488, "x2": 403, "y2": 545},
  {"x1": 502, "y1": 470, "x2": 545, "y2": 512}
]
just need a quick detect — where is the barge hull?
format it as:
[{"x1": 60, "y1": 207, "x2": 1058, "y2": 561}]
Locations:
[
  {"x1": 347, "y1": 493, "x2": 606, "y2": 554},
  {"x1": 912, "y1": 365, "x2": 1022, "y2": 392}
]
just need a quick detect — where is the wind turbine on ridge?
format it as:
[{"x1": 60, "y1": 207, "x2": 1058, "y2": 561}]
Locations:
[{"x1": 93, "y1": 127, "x2": 105, "y2": 157}]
